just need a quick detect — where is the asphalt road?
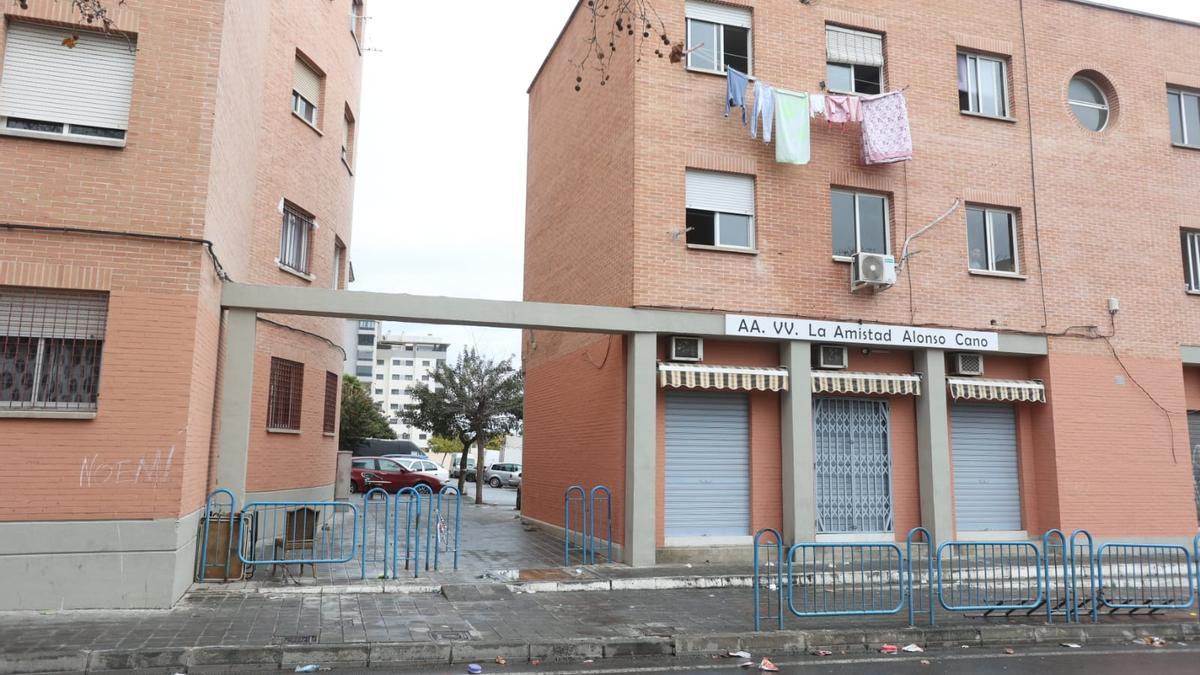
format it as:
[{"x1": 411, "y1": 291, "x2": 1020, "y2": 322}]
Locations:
[{"x1": 216, "y1": 644, "x2": 1200, "y2": 675}]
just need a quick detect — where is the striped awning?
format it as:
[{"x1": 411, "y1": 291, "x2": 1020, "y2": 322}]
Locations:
[
  {"x1": 948, "y1": 377, "x2": 1046, "y2": 403},
  {"x1": 811, "y1": 371, "x2": 922, "y2": 396},
  {"x1": 657, "y1": 363, "x2": 790, "y2": 392}
]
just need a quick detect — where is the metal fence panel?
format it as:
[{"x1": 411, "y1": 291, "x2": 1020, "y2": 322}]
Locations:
[
  {"x1": 1096, "y1": 543, "x2": 1195, "y2": 611},
  {"x1": 787, "y1": 542, "x2": 906, "y2": 617},
  {"x1": 936, "y1": 541, "x2": 1043, "y2": 612},
  {"x1": 238, "y1": 501, "x2": 359, "y2": 568},
  {"x1": 360, "y1": 488, "x2": 390, "y2": 579}
]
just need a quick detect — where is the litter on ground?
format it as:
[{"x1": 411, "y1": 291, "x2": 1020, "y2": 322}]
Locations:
[
  {"x1": 758, "y1": 656, "x2": 780, "y2": 672},
  {"x1": 1004, "y1": 647, "x2": 1015, "y2": 655},
  {"x1": 810, "y1": 650, "x2": 833, "y2": 656},
  {"x1": 901, "y1": 644, "x2": 924, "y2": 653},
  {"x1": 1134, "y1": 636, "x2": 1166, "y2": 647},
  {"x1": 879, "y1": 644, "x2": 898, "y2": 654},
  {"x1": 727, "y1": 650, "x2": 752, "y2": 658},
  {"x1": 496, "y1": 655, "x2": 508, "y2": 664},
  {"x1": 1060, "y1": 643, "x2": 1083, "y2": 649},
  {"x1": 467, "y1": 664, "x2": 483, "y2": 674}
]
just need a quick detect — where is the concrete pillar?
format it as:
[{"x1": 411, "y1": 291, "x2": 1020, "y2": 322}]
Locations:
[
  {"x1": 216, "y1": 308, "x2": 257, "y2": 506},
  {"x1": 624, "y1": 332, "x2": 657, "y2": 567},
  {"x1": 780, "y1": 341, "x2": 816, "y2": 544},
  {"x1": 914, "y1": 348, "x2": 954, "y2": 543}
]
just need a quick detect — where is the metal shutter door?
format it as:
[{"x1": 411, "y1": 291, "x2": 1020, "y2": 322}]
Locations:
[
  {"x1": 813, "y1": 398, "x2": 893, "y2": 533},
  {"x1": 685, "y1": 170, "x2": 755, "y2": 215},
  {"x1": 665, "y1": 391, "x2": 750, "y2": 538},
  {"x1": 0, "y1": 22, "x2": 135, "y2": 130},
  {"x1": 1189, "y1": 412, "x2": 1200, "y2": 522},
  {"x1": 685, "y1": 1, "x2": 752, "y2": 28},
  {"x1": 951, "y1": 403, "x2": 1021, "y2": 531}
]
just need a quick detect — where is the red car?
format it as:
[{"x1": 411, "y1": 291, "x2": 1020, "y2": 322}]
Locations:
[{"x1": 350, "y1": 457, "x2": 444, "y2": 494}]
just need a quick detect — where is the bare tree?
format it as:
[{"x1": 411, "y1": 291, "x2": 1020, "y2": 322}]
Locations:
[
  {"x1": 573, "y1": 0, "x2": 673, "y2": 90},
  {"x1": 14, "y1": 0, "x2": 126, "y2": 32}
]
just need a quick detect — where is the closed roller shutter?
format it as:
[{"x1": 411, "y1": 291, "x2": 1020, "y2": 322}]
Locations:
[
  {"x1": 685, "y1": 169, "x2": 755, "y2": 215},
  {"x1": 951, "y1": 403, "x2": 1021, "y2": 531},
  {"x1": 0, "y1": 21, "x2": 135, "y2": 130},
  {"x1": 685, "y1": 1, "x2": 752, "y2": 28},
  {"x1": 1189, "y1": 412, "x2": 1200, "y2": 522},
  {"x1": 665, "y1": 391, "x2": 750, "y2": 538},
  {"x1": 293, "y1": 56, "x2": 322, "y2": 106},
  {"x1": 826, "y1": 25, "x2": 883, "y2": 67}
]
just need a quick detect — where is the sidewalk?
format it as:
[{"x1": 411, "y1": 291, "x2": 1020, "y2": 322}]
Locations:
[{"x1": 2, "y1": 586, "x2": 1196, "y2": 673}]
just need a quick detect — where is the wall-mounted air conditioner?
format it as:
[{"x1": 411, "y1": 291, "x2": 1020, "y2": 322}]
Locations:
[
  {"x1": 949, "y1": 352, "x2": 984, "y2": 376},
  {"x1": 851, "y1": 252, "x2": 897, "y2": 292},
  {"x1": 815, "y1": 344, "x2": 849, "y2": 370},
  {"x1": 670, "y1": 336, "x2": 703, "y2": 362}
]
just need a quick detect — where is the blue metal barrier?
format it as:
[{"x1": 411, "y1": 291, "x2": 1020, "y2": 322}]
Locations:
[
  {"x1": 563, "y1": 485, "x2": 587, "y2": 565},
  {"x1": 391, "y1": 487, "x2": 421, "y2": 578},
  {"x1": 432, "y1": 486, "x2": 463, "y2": 571},
  {"x1": 1069, "y1": 529, "x2": 1097, "y2": 623},
  {"x1": 936, "y1": 541, "x2": 1043, "y2": 614},
  {"x1": 787, "y1": 541, "x2": 907, "y2": 617},
  {"x1": 415, "y1": 484, "x2": 436, "y2": 571},
  {"x1": 586, "y1": 485, "x2": 613, "y2": 564},
  {"x1": 1096, "y1": 543, "x2": 1196, "y2": 612},
  {"x1": 1042, "y1": 529, "x2": 1072, "y2": 623},
  {"x1": 753, "y1": 528, "x2": 784, "y2": 631},
  {"x1": 360, "y1": 488, "x2": 390, "y2": 579},
  {"x1": 906, "y1": 527, "x2": 935, "y2": 626},
  {"x1": 197, "y1": 488, "x2": 239, "y2": 581},
  {"x1": 238, "y1": 501, "x2": 359, "y2": 574}
]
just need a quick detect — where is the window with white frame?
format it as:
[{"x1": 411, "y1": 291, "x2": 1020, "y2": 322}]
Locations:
[
  {"x1": 0, "y1": 287, "x2": 107, "y2": 412},
  {"x1": 279, "y1": 202, "x2": 314, "y2": 275},
  {"x1": 826, "y1": 26, "x2": 884, "y2": 95},
  {"x1": 292, "y1": 54, "x2": 323, "y2": 126},
  {"x1": 685, "y1": 1, "x2": 751, "y2": 75},
  {"x1": 831, "y1": 190, "x2": 889, "y2": 258},
  {"x1": 966, "y1": 206, "x2": 1019, "y2": 274},
  {"x1": 332, "y1": 239, "x2": 345, "y2": 289},
  {"x1": 1068, "y1": 75, "x2": 1108, "y2": 131},
  {"x1": 0, "y1": 22, "x2": 136, "y2": 144},
  {"x1": 342, "y1": 106, "x2": 356, "y2": 165},
  {"x1": 958, "y1": 52, "x2": 1009, "y2": 118},
  {"x1": 685, "y1": 169, "x2": 755, "y2": 250},
  {"x1": 1183, "y1": 230, "x2": 1200, "y2": 293},
  {"x1": 1168, "y1": 89, "x2": 1200, "y2": 148}
]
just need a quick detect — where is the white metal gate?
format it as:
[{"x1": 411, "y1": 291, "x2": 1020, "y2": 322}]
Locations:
[
  {"x1": 813, "y1": 398, "x2": 893, "y2": 533},
  {"x1": 665, "y1": 391, "x2": 750, "y2": 538},
  {"x1": 1189, "y1": 411, "x2": 1200, "y2": 522},
  {"x1": 950, "y1": 403, "x2": 1022, "y2": 531}
]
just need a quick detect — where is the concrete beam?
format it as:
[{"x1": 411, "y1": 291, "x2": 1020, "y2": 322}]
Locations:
[
  {"x1": 1182, "y1": 345, "x2": 1200, "y2": 365},
  {"x1": 624, "y1": 332, "x2": 657, "y2": 566},
  {"x1": 913, "y1": 348, "x2": 954, "y2": 543},
  {"x1": 779, "y1": 341, "x2": 815, "y2": 544},
  {"x1": 215, "y1": 308, "x2": 257, "y2": 505}
]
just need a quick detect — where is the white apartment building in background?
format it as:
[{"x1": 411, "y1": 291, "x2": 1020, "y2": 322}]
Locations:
[{"x1": 343, "y1": 321, "x2": 448, "y2": 448}]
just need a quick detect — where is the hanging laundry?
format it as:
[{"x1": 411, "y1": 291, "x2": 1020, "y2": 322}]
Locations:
[
  {"x1": 725, "y1": 67, "x2": 749, "y2": 124},
  {"x1": 860, "y1": 90, "x2": 913, "y2": 165},
  {"x1": 824, "y1": 95, "x2": 863, "y2": 125},
  {"x1": 773, "y1": 88, "x2": 810, "y2": 165},
  {"x1": 809, "y1": 94, "x2": 826, "y2": 120},
  {"x1": 751, "y1": 81, "x2": 775, "y2": 142}
]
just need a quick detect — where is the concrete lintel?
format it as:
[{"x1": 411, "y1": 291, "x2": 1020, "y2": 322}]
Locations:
[
  {"x1": 215, "y1": 308, "x2": 257, "y2": 506},
  {"x1": 779, "y1": 341, "x2": 815, "y2": 544},
  {"x1": 1182, "y1": 345, "x2": 1200, "y2": 365},
  {"x1": 996, "y1": 332, "x2": 1047, "y2": 356},
  {"x1": 914, "y1": 348, "x2": 954, "y2": 543},
  {"x1": 624, "y1": 332, "x2": 657, "y2": 567}
]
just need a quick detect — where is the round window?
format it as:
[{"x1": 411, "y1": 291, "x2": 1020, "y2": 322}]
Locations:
[{"x1": 1068, "y1": 75, "x2": 1109, "y2": 131}]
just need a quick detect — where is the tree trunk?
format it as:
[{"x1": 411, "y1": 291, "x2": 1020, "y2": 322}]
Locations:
[
  {"x1": 456, "y1": 433, "x2": 474, "y2": 495},
  {"x1": 474, "y1": 428, "x2": 487, "y2": 505}
]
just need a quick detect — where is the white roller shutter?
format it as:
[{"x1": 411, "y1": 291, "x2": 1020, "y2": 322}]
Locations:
[
  {"x1": 951, "y1": 404, "x2": 1021, "y2": 531},
  {"x1": 686, "y1": 170, "x2": 755, "y2": 215},
  {"x1": 826, "y1": 25, "x2": 883, "y2": 67},
  {"x1": 293, "y1": 57, "x2": 322, "y2": 106},
  {"x1": 0, "y1": 21, "x2": 135, "y2": 130},
  {"x1": 685, "y1": 1, "x2": 752, "y2": 28},
  {"x1": 665, "y1": 392, "x2": 750, "y2": 538}
]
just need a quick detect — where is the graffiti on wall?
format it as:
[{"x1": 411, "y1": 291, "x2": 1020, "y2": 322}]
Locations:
[{"x1": 79, "y1": 447, "x2": 175, "y2": 488}]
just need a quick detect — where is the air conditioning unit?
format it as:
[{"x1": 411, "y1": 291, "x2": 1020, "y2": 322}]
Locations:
[
  {"x1": 670, "y1": 336, "x2": 703, "y2": 362},
  {"x1": 815, "y1": 344, "x2": 849, "y2": 370},
  {"x1": 851, "y1": 252, "x2": 897, "y2": 292},
  {"x1": 949, "y1": 352, "x2": 984, "y2": 376}
]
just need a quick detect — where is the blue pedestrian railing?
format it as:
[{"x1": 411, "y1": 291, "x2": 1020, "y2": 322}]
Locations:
[
  {"x1": 360, "y1": 488, "x2": 390, "y2": 579},
  {"x1": 586, "y1": 485, "x2": 613, "y2": 564},
  {"x1": 196, "y1": 488, "x2": 243, "y2": 581},
  {"x1": 563, "y1": 484, "x2": 614, "y2": 565},
  {"x1": 391, "y1": 487, "x2": 422, "y2": 578},
  {"x1": 431, "y1": 486, "x2": 463, "y2": 572},
  {"x1": 563, "y1": 485, "x2": 587, "y2": 565},
  {"x1": 238, "y1": 501, "x2": 359, "y2": 575},
  {"x1": 752, "y1": 526, "x2": 1200, "y2": 631}
]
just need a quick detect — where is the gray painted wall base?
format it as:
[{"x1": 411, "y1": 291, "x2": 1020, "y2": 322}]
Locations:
[{"x1": 0, "y1": 510, "x2": 200, "y2": 610}]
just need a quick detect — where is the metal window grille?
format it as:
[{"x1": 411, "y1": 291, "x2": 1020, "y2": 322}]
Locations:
[
  {"x1": 323, "y1": 371, "x2": 337, "y2": 434},
  {"x1": 1184, "y1": 230, "x2": 1200, "y2": 292},
  {"x1": 267, "y1": 357, "x2": 304, "y2": 430},
  {"x1": 279, "y1": 203, "x2": 313, "y2": 274},
  {"x1": 0, "y1": 286, "x2": 107, "y2": 411},
  {"x1": 813, "y1": 398, "x2": 894, "y2": 533}
]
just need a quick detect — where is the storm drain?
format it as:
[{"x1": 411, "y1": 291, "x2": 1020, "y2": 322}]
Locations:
[
  {"x1": 278, "y1": 634, "x2": 319, "y2": 644},
  {"x1": 430, "y1": 630, "x2": 474, "y2": 641}
]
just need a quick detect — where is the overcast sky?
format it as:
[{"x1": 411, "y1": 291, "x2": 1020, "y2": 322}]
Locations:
[{"x1": 347, "y1": 0, "x2": 1199, "y2": 364}]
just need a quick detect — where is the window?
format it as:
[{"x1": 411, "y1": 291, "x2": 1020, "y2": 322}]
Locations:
[
  {"x1": 831, "y1": 190, "x2": 889, "y2": 258},
  {"x1": 958, "y1": 53, "x2": 1008, "y2": 118},
  {"x1": 684, "y1": 169, "x2": 755, "y2": 250},
  {"x1": 279, "y1": 202, "x2": 314, "y2": 275},
  {"x1": 421, "y1": 360, "x2": 430, "y2": 366},
  {"x1": 421, "y1": 375, "x2": 430, "y2": 381},
  {"x1": 391, "y1": 374, "x2": 400, "y2": 380},
  {"x1": 378, "y1": 459, "x2": 401, "y2": 471},
  {"x1": 355, "y1": 365, "x2": 371, "y2": 377},
  {"x1": 0, "y1": 287, "x2": 107, "y2": 412},
  {"x1": 1168, "y1": 89, "x2": 1200, "y2": 148},
  {"x1": 1183, "y1": 230, "x2": 1200, "y2": 293},
  {"x1": 405, "y1": 360, "x2": 414, "y2": 366},
  {"x1": 267, "y1": 358, "x2": 303, "y2": 431},
  {"x1": 419, "y1": 434, "x2": 427, "y2": 440},
  {"x1": 375, "y1": 359, "x2": 383, "y2": 365},
  {"x1": 826, "y1": 26, "x2": 884, "y2": 95},
  {"x1": 401, "y1": 433, "x2": 410, "y2": 440},
  {"x1": 350, "y1": 0, "x2": 365, "y2": 43},
  {"x1": 685, "y1": 1, "x2": 751, "y2": 75},
  {"x1": 322, "y1": 371, "x2": 337, "y2": 433},
  {"x1": 332, "y1": 239, "x2": 345, "y2": 289},
  {"x1": 358, "y1": 320, "x2": 375, "y2": 329},
  {"x1": 1068, "y1": 75, "x2": 1108, "y2": 131},
  {"x1": 374, "y1": 388, "x2": 382, "y2": 395},
  {"x1": 361, "y1": 336, "x2": 376, "y2": 347},
  {"x1": 0, "y1": 22, "x2": 135, "y2": 145},
  {"x1": 342, "y1": 106, "x2": 356, "y2": 166},
  {"x1": 391, "y1": 388, "x2": 400, "y2": 395},
  {"x1": 352, "y1": 458, "x2": 372, "y2": 469},
  {"x1": 390, "y1": 403, "x2": 399, "y2": 410},
  {"x1": 966, "y1": 207, "x2": 1019, "y2": 274},
  {"x1": 292, "y1": 54, "x2": 323, "y2": 126},
  {"x1": 375, "y1": 374, "x2": 383, "y2": 380}
]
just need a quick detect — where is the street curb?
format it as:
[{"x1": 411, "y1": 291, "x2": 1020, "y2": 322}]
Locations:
[{"x1": 5, "y1": 622, "x2": 1197, "y2": 673}]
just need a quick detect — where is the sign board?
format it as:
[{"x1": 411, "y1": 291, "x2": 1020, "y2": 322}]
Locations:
[{"x1": 725, "y1": 315, "x2": 1000, "y2": 351}]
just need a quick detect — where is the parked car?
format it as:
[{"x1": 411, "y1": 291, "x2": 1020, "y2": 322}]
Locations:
[
  {"x1": 451, "y1": 456, "x2": 477, "y2": 479},
  {"x1": 385, "y1": 455, "x2": 450, "y2": 483},
  {"x1": 350, "y1": 457, "x2": 444, "y2": 494},
  {"x1": 350, "y1": 438, "x2": 427, "y2": 459},
  {"x1": 483, "y1": 462, "x2": 522, "y2": 488}
]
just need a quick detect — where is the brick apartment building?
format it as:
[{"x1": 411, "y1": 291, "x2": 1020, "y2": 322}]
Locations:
[
  {"x1": 0, "y1": 0, "x2": 364, "y2": 608},
  {"x1": 523, "y1": 0, "x2": 1200, "y2": 563}
]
